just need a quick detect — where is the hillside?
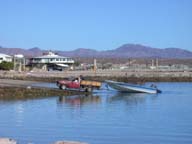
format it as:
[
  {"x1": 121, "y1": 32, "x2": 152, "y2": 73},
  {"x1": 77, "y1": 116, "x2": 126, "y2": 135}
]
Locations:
[{"x1": 0, "y1": 44, "x2": 192, "y2": 58}]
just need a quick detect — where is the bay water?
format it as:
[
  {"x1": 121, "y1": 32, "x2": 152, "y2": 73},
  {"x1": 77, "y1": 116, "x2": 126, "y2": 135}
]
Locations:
[{"x1": 0, "y1": 82, "x2": 192, "y2": 144}]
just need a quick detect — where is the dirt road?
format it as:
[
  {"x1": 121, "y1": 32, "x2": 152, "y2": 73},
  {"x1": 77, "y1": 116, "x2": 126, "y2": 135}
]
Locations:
[{"x1": 0, "y1": 79, "x2": 55, "y2": 89}]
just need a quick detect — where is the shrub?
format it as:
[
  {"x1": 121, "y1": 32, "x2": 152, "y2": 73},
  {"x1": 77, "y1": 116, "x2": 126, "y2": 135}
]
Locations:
[
  {"x1": 0, "y1": 61, "x2": 14, "y2": 70},
  {"x1": 74, "y1": 61, "x2": 80, "y2": 66}
]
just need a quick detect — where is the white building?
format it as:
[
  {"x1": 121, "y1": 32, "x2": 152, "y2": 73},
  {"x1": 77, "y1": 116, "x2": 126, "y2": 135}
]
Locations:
[
  {"x1": 0, "y1": 53, "x2": 12, "y2": 63},
  {"x1": 30, "y1": 51, "x2": 74, "y2": 70},
  {"x1": 14, "y1": 54, "x2": 24, "y2": 59},
  {"x1": 13, "y1": 54, "x2": 25, "y2": 71}
]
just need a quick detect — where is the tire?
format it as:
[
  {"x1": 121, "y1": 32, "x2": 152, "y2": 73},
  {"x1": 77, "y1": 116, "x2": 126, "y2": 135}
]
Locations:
[
  {"x1": 85, "y1": 87, "x2": 92, "y2": 92},
  {"x1": 60, "y1": 85, "x2": 66, "y2": 90}
]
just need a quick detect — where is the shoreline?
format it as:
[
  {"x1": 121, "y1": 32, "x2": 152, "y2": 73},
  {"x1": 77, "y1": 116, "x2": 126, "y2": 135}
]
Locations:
[
  {"x1": 0, "y1": 70, "x2": 192, "y2": 82},
  {"x1": 0, "y1": 138, "x2": 87, "y2": 144},
  {"x1": 0, "y1": 79, "x2": 89, "y2": 99},
  {"x1": 1, "y1": 69, "x2": 192, "y2": 98},
  {"x1": 0, "y1": 86, "x2": 88, "y2": 100}
]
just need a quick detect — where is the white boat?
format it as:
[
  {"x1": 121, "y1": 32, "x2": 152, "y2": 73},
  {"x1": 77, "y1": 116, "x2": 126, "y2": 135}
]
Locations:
[{"x1": 105, "y1": 80, "x2": 161, "y2": 94}]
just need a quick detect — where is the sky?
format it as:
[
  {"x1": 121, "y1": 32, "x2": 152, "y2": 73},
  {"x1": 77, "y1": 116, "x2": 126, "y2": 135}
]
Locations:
[{"x1": 0, "y1": 0, "x2": 192, "y2": 51}]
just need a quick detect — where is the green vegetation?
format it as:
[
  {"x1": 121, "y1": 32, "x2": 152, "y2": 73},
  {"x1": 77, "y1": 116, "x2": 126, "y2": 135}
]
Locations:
[
  {"x1": 0, "y1": 61, "x2": 14, "y2": 70},
  {"x1": 74, "y1": 61, "x2": 80, "y2": 66}
]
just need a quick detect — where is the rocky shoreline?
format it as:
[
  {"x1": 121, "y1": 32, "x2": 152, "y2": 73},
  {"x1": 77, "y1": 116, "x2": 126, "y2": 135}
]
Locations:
[
  {"x1": 0, "y1": 86, "x2": 85, "y2": 100},
  {"x1": 1, "y1": 74, "x2": 192, "y2": 83},
  {"x1": 1, "y1": 70, "x2": 192, "y2": 83},
  {"x1": 0, "y1": 138, "x2": 87, "y2": 144},
  {"x1": 0, "y1": 78, "x2": 90, "y2": 99},
  {"x1": 1, "y1": 69, "x2": 192, "y2": 99}
]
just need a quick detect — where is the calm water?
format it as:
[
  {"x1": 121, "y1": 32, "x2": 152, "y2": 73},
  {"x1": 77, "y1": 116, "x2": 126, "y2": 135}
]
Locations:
[{"x1": 0, "y1": 82, "x2": 192, "y2": 144}]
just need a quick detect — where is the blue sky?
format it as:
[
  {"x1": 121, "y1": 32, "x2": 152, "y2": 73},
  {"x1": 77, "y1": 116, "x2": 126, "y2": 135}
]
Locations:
[{"x1": 0, "y1": 0, "x2": 192, "y2": 51}]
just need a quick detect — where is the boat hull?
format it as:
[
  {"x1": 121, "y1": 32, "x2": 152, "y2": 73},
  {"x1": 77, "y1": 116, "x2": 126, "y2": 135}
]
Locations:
[{"x1": 105, "y1": 80, "x2": 161, "y2": 94}]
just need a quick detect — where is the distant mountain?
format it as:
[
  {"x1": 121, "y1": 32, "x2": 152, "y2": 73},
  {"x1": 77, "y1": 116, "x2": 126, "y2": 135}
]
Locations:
[
  {"x1": 57, "y1": 48, "x2": 99, "y2": 57},
  {"x1": 0, "y1": 44, "x2": 192, "y2": 59},
  {"x1": 57, "y1": 44, "x2": 192, "y2": 58},
  {"x1": 100, "y1": 44, "x2": 192, "y2": 58},
  {"x1": 0, "y1": 47, "x2": 42, "y2": 57}
]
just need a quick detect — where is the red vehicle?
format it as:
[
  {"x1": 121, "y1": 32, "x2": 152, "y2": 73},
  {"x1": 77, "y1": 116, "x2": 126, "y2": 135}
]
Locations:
[{"x1": 56, "y1": 77, "x2": 102, "y2": 92}]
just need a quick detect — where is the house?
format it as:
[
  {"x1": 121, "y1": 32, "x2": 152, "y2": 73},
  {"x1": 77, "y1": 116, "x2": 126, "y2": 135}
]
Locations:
[
  {"x1": 0, "y1": 53, "x2": 12, "y2": 63},
  {"x1": 29, "y1": 51, "x2": 74, "y2": 71}
]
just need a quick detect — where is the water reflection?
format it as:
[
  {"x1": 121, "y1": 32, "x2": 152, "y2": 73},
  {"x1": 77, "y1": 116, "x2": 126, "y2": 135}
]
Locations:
[
  {"x1": 14, "y1": 102, "x2": 24, "y2": 127},
  {"x1": 1, "y1": 83, "x2": 192, "y2": 144},
  {"x1": 57, "y1": 95, "x2": 101, "y2": 106},
  {"x1": 57, "y1": 92, "x2": 157, "y2": 107},
  {"x1": 107, "y1": 93, "x2": 148, "y2": 105}
]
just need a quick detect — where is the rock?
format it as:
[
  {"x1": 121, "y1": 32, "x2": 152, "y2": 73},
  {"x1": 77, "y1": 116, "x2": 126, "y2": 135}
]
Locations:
[
  {"x1": 0, "y1": 138, "x2": 17, "y2": 144},
  {"x1": 26, "y1": 86, "x2": 31, "y2": 89},
  {"x1": 54, "y1": 141, "x2": 87, "y2": 144}
]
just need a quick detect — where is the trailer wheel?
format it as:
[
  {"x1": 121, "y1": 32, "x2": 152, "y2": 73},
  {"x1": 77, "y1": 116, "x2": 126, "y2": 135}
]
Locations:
[
  {"x1": 85, "y1": 87, "x2": 92, "y2": 92},
  {"x1": 60, "y1": 85, "x2": 66, "y2": 90}
]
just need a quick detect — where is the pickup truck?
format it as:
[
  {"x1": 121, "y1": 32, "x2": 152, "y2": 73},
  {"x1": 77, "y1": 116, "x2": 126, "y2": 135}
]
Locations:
[{"x1": 56, "y1": 78, "x2": 102, "y2": 92}]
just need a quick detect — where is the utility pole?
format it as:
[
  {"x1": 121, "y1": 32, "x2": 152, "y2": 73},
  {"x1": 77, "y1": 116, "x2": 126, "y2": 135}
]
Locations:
[
  {"x1": 151, "y1": 59, "x2": 154, "y2": 67},
  {"x1": 23, "y1": 58, "x2": 25, "y2": 71},
  {"x1": 156, "y1": 58, "x2": 159, "y2": 69},
  {"x1": 93, "y1": 58, "x2": 97, "y2": 74},
  {"x1": 13, "y1": 56, "x2": 16, "y2": 71}
]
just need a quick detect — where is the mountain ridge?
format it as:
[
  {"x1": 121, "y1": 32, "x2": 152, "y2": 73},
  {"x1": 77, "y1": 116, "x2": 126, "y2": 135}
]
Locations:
[{"x1": 0, "y1": 44, "x2": 192, "y2": 59}]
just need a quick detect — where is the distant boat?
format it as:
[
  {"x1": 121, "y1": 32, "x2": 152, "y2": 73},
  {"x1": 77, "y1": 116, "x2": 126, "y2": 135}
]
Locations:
[{"x1": 105, "y1": 80, "x2": 161, "y2": 94}]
